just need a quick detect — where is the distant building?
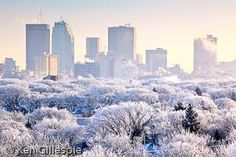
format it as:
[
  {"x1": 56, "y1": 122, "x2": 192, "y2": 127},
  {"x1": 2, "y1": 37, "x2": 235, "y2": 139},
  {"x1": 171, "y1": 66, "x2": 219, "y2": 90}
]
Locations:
[
  {"x1": 0, "y1": 63, "x2": 4, "y2": 72},
  {"x1": 4, "y1": 58, "x2": 16, "y2": 71},
  {"x1": 26, "y1": 24, "x2": 50, "y2": 71},
  {"x1": 35, "y1": 53, "x2": 48, "y2": 76},
  {"x1": 86, "y1": 37, "x2": 99, "y2": 60},
  {"x1": 95, "y1": 52, "x2": 109, "y2": 78},
  {"x1": 108, "y1": 25, "x2": 135, "y2": 61},
  {"x1": 0, "y1": 64, "x2": 4, "y2": 78},
  {"x1": 52, "y1": 20, "x2": 74, "y2": 76},
  {"x1": 136, "y1": 53, "x2": 143, "y2": 64},
  {"x1": 146, "y1": 48, "x2": 167, "y2": 72},
  {"x1": 112, "y1": 57, "x2": 138, "y2": 79},
  {"x1": 35, "y1": 53, "x2": 59, "y2": 78},
  {"x1": 219, "y1": 60, "x2": 236, "y2": 78},
  {"x1": 0, "y1": 57, "x2": 21, "y2": 79},
  {"x1": 74, "y1": 62, "x2": 100, "y2": 78},
  {"x1": 194, "y1": 35, "x2": 217, "y2": 72},
  {"x1": 48, "y1": 54, "x2": 60, "y2": 76}
]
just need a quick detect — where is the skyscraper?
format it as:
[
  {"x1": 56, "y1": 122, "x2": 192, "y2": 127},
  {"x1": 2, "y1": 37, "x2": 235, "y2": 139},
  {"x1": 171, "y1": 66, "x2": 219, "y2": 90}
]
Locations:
[
  {"x1": 26, "y1": 24, "x2": 50, "y2": 71},
  {"x1": 146, "y1": 48, "x2": 167, "y2": 72},
  {"x1": 194, "y1": 35, "x2": 217, "y2": 72},
  {"x1": 52, "y1": 20, "x2": 74, "y2": 76},
  {"x1": 86, "y1": 37, "x2": 99, "y2": 60},
  {"x1": 108, "y1": 25, "x2": 135, "y2": 60}
]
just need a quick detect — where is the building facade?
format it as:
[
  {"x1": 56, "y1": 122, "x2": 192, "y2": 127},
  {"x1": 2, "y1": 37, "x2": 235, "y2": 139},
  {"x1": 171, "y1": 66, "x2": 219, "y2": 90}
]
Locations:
[
  {"x1": 26, "y1": 24, "x2": 50, "y2": 71},
  {"x1": 52, "y1": 20, "x2": 74, "y2": 76},
  {"x1": 35, "y1": 53, "x2": 60, "y2": 77},
  {"x1": 194, "y1": 35, "x2": 217, "y2": 72},
  {"x1": 108, "y1": 25, "x2": 135, "y2": 60},
  {"x1": 86, "y1": 37, "x2": 99, "y2": 60},
  {"x1": 95, "y1": 52, "x2": 109, "y2": 78},
  {"x1": 74, "y1": 62, "x2": 100, "y2": 78},
  {"x1": 146, "y1": 48, "x2": 167, "y2": 72}
]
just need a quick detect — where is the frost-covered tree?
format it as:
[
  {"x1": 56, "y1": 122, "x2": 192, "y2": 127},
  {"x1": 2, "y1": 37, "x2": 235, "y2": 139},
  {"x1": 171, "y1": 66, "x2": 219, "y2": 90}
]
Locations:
[
  {"x1": 82, "y1": 145, "x2": 119, "y2": 157},
  {"x1": 27, "y1": 107, "x2": 76, "y2": 125},
  {"x1": 174, "y1": 103, "x2": 186, "y2": 111},
  {"x1": 0, "y1": 84, "x2": 29, "y2": 113},
  {"x1": 224, "y1": 142, "x2": 236, "y2": 157},
  {"x1": 89, "y1": 102, "x2": 154, "y2": 145},
  {"x1": 182, "y1": 104, "x2": 201, "y2": 134},
  {"x1": 161, "y1": 132, "x2": 214, "y2": 157}
]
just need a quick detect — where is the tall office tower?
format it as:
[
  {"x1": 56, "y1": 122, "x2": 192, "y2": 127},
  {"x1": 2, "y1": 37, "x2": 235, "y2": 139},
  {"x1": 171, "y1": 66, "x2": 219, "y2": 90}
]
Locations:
[
  {"x1": 26, "y1": 24, "x2": 50, "y2": 71},
  {"x1": 194, "y1": 35, "x2": 217, "y2": 72},
  {"x1": 146, "y1": 48, "x2": 167, "y2": 72},
  {"x1": 86, "y1": 37, "x2": 99, "y2": 60},
  {"x1": 108, "y1": 25, "x2": 135, "y2": 60},
  {"x1": 52, "y1": 20, "x2": 74, "y2": 76}
]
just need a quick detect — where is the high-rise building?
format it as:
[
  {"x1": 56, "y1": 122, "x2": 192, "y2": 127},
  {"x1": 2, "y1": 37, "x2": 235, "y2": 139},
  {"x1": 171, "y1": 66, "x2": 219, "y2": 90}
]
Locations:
[
  {"x1": 194, "y1": 35, "x2": 217, "y2": 72},
  {"x1": 108, "y1": 25, "x2": 135, "y2": 60},
  {"x1": 86, "y1": 37, "x2": 99, "y2": 60},
  {"x1": 146, "y1": 48, "x2": 167, "y2": 72},
  {"x1": 52, "y1": 20, "x2": 74, "y2": 76},
  {"x1": 26, "y1": 24, "x2": 50, "y2": 71}
]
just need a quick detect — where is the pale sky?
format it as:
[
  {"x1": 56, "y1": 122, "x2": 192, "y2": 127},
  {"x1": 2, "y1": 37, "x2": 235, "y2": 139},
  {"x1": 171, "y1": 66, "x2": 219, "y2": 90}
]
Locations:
[{"x1": 1, "y1": 0, "x2": 236, "y2": 72}]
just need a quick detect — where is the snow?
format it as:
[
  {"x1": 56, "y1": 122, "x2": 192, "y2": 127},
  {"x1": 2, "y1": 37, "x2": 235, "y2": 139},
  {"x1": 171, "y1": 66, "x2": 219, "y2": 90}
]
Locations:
[{"x1": 0, "y1": 77, "x2": 236, "y2": 156}]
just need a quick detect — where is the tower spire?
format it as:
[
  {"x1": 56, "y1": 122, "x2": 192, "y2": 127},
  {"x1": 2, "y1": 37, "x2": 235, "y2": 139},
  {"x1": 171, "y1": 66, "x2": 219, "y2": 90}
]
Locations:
[{"x1": 38, "y1": 8, "x2": 43, "y2": 24}]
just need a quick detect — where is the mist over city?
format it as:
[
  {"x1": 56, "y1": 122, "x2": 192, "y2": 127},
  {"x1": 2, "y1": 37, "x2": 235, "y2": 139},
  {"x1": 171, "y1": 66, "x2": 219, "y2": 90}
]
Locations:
[{"x1": 1, "y1": 0, "x2": 236, "y2": 157}]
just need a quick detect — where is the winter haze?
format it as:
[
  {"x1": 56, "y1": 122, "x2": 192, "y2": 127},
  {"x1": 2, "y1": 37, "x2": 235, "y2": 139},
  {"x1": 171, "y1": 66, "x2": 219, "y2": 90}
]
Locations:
[{"x1": 1, "y1": 0, "x2": 236, "y2": 157}]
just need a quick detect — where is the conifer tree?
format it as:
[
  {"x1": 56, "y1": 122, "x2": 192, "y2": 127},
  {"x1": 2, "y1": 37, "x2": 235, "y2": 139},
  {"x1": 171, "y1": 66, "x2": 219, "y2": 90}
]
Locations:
[
  {"x1": 195, "y1": 87, "x2": 203, "y2": 96},
  {"x1": 174, "y1": 103, "x2": 186, "y2": 111},
  {"x1": 182, "y1": 104, "x2": 201, "y2": 134}
]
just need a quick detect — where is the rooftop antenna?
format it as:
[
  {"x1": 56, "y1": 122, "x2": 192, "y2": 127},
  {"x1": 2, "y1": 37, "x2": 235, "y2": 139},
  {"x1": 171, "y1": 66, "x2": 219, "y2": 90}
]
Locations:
[
  {"x1": 60, "y1": 16, "x2": 63, "y2": 22},
  {"x1": 38, "y1": 8, "x2": 43, "y2": 24}
]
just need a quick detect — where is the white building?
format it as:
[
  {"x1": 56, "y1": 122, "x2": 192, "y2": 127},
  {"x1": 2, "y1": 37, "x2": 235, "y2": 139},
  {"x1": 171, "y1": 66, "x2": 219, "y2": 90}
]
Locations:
[
  {"x1": 194, "y1": 35, "x2": 217, "y2": 72},
  {"x1": 52, "y1": 20, "x2": 74, "y2": 76}
]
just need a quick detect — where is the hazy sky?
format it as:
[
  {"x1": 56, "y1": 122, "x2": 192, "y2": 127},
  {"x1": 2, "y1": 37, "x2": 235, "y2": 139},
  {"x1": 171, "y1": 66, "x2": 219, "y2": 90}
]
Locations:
[{"x1": 1, "y1": 0, "x2": 236, "y2": 72}]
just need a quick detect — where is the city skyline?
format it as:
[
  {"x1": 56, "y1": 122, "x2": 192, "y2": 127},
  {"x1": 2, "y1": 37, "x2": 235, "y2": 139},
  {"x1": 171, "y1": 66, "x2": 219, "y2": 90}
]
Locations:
[{"x1": 1, "y1": 0, "x2": 236, "y2": 72}]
